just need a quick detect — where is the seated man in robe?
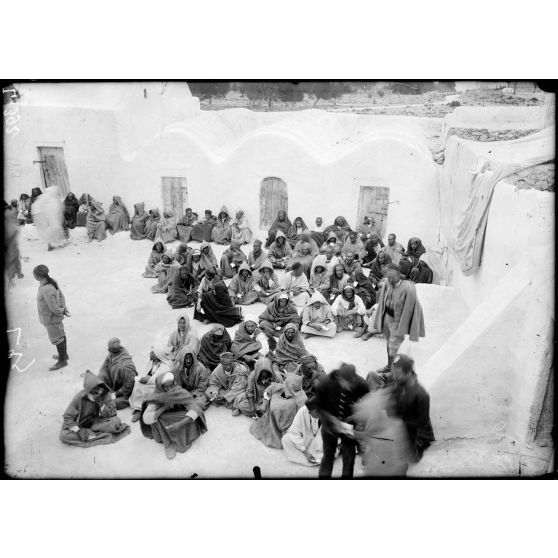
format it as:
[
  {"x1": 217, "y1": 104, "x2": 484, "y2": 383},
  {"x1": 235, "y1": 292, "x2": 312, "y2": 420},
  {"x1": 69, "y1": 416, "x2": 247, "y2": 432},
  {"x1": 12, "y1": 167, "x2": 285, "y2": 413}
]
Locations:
[
  {"x1": 341, "y1": 251, "x2": 360, "y2": 279},
  {"x1": 281, "y1": 398, "x2": 324, "y2": 467},
  {"x1": 211, "y1": 205, "x2": 232, "y2": 245},
  {"x1": 287, "y1": 242, "x2": 314, "y2": 278},
  {"x1": 268, "y1": 230, "x2": 293, "y2": 269},
  {"x1": 230, "y1": 209, "x2": 252, "y2": 244},
  {"x1": 176, "y1": 207, "x2": 198, "y2": 242},
  {"x1": 310, "y1": 216, "x2": 325, "y2": 247},
  {"x1": 98, "y1": 337, "x2": 138, "y2": 409},
  {"x1": 383, "y1": 233, "x2": 404, "y2": 265},
  {"x1": 220, "y1": 239, "x2": 247, "y2": 278},
  {"x1": 292, "y1": 231, "x2": 320, "y2": 258},
  {"x1": 294, "y1": 354, "x2": 327, "y2": 398},
  {"x1": 140, "y1": 372, "x2": 207, "y2": 460},
  {"x1": 155, "y1": 210, "x2": 178, "y2": 244},
  {"x1": 409, "y1": 253, "x2": 434, "y2": 284},
  {"x1": 249, "y1": 373, "x2": 307, "y2": 449},
  {"x1": 253, "y1": 259, "x2": 281, "y2": 304},
  {"x1": 60, "y1": 371, "x2": 131, "y2": 447},
  {"x1": 331, "y1": 284, "x2": 367, "y2": 338},
  {"x1": 227, "y1": 262, "x2": 259, "y2": 305},
  {"x1": 356, "y1": 215, "x2": 379, "y2": 243},
  {"x1": 234, "y1": 357, "x2": 279, "y2": 417},
  {"x1": 230, "y1": 315, "x2": 270, "y2": 368},
  {"x1": 320, "y1": 231, "x2": 342, "y2": 256},
  {"x1": 258, "y1": 292, "x2": 302, "y2": 349},
  {"x1": 167, "y1": 312, "x2": 201, "y2": 360},
  {"x1": 247, "y1": 239, "x2": 268, "y2": 271},
  {"x1": 280, "y1": 261, "x2": 311, "y2": 307},
  {"x1": 143, "y1": 242, "x2": 165, "y2": 278},
  {"x1": 322, "y1": 245, "x2": 340, "y2": 273},
  {"x1": 301, "y1": 291, "x2": 337, "y2": 339},
  {"x1": 309, "y1": 255, "x2": 330, "y2": 295},
  {"x1": 129, "y1": 344, "x2": 174, "y2": 422},
  {"x1": 264, "y1": 210, "x2": 291, "y2": 248},
  {"x1": 272, "y1": 322, "x2": 309, "y2": 377},
  {"x1": 206, "y1": 352, "x2": 250, "y2": 413},
  {"x1": 287, "y1": 216, "x2": 309, "y2": 248},
  {"x1": 404, "y1": 237, "x2": 426, "y2": 267},
  {"x1": 341, "y1": 230, "x2": 365, "y2": 261},
  {"x1": 166, "y1": 265, "x2": 198, "y2": 309},
  {"x1": 172, "y1": 348, "x2": 210, "y2": 410},
  {"x1": 190, "y1": 209, "x2": 217, "y2": 242},
  {"x1": 197, "y1": 325, "x2": 232, "y2": 372},
  {"x1": 105, "y1": 196, "x2": 131, "y2": 234}
]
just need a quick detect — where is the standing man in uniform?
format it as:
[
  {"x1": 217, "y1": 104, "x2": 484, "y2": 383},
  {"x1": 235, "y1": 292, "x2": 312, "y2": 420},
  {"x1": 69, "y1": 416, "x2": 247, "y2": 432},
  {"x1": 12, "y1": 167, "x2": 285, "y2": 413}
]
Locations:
[{"x1": 373, "y1": 263, "x2": 425, "y2": 372}]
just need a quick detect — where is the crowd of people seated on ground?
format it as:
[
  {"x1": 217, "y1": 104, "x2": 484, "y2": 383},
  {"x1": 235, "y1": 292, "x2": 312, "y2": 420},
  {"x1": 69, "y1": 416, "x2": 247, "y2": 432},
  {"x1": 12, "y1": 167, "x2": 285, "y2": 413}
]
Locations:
[
  {"x1": 6, "y1": 188, "x2": 435, "y2": 474},
  {"x1": 60, "y1": 321, "x2": 433, "y2": 475},
  {"x1": 45, "y1": 206, "x2": 435, "y2": 473}
]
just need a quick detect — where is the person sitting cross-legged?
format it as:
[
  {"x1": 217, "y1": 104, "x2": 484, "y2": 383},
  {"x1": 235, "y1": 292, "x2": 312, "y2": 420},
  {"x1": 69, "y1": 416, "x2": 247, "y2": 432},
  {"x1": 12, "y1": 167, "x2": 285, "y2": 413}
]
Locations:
[
  {"x1": 140, "y1": 372, "x2": 207, "y2": 460},
  {"x1": 98, "y1": 337, "x2": 138, "y2": 410},
  {"x1": 301, "y1": 291, "x2": 337, "y2": 339},
  {"x1": 129, "y1": 344, "x2": 174, "y2": 423},
  {"x1": 172, "y1": 347, "x2": 210, "y2": 411},
  {"x1": 206, "y1": 352, "x2": 250, "y2": 414},
  {"x1": 331, "y1": 284, "x2": 367, "y2": 338},
  {"x1": 60, "y1": 370, "x2": 131, "y2": 447},
  {"x1": 227, "y1": 262, "x2": 259, "y2": 305},
  {"x1": 234, "y1": 357, "x2": 280, "y2": 417},
  {"x1": 281, "y1": 397, "x2": 324, "y2": 467},
  {"x1": 230, "y1": 315, "x2": 270, "y2": 368}
]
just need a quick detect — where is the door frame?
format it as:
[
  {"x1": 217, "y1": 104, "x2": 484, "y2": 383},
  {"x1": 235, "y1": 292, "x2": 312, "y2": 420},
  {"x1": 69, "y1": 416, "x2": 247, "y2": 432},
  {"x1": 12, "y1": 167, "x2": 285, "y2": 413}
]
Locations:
[
  {"x1": 356, "y1": 185, "x2": 390, "y2": 239},
  {"x1": 259, "y1": 176, "x2": 288, "y2": 229}
]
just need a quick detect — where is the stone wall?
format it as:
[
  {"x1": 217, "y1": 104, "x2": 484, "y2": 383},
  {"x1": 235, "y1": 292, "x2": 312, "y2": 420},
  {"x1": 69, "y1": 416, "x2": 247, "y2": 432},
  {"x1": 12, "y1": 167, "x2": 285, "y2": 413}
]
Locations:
[
  {"x1": 508, "y1": 162, "x2": 555, "y2": 192},
  {"x1": 445, "y1": 127, "x2": 540, "y2": 142}
]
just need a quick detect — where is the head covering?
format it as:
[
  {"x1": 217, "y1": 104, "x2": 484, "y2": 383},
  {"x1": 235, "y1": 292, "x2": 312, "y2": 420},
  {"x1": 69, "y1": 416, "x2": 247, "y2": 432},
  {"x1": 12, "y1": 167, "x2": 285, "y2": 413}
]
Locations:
[
  {"x1": 152, "y1": 344, "x2": 174, "y2": 367},
  {"x1": 284, "y1": 322, "x2": 299, "y2": 333},
  {"x1": 305, "y1": 290, "x2": 328, "y2": 307},
  {"x1": 244, "y1": 314, "x2": 259, "y2": 326},
  {"x1": 300, "y1": 354, "x2": 318, "y2": 366},
  {"x1": 387, "y1": 263, "x2": 400, "y2": 272},
  {"x1": 33, "y1": 264, "x2": 49, "y2": 278},
  {"x1": 192, "y1": 249, "x2": 201, "y2": 256},
  {"x1": 220, "y1": 352, "x2": 234, "y2": 364},
  {"x1": 159, "y1": 371, "x2": 175, "y2": 386},
  {"x1": 393, "y1": 353, "x2": 415, "y2": 374},
  {"x1": 108, "y1": 337, "x2": 121, "y2": 348}
]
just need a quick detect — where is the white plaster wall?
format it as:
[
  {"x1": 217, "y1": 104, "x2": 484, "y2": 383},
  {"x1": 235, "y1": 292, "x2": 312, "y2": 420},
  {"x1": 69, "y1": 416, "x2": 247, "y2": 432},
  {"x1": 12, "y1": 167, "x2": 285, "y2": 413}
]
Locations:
[
  {"x1": 446, "y1": 182, "x2": 554, "y2": 309},
  {"x1": 4, "y1": 105, "x2": 123, "y2": 201},
  {"x1": 122, "y1": 122, "x2": 439, "y2": 246},
  {"x1": 4, "y1": 82, "x2": 200, "y2": 203}
]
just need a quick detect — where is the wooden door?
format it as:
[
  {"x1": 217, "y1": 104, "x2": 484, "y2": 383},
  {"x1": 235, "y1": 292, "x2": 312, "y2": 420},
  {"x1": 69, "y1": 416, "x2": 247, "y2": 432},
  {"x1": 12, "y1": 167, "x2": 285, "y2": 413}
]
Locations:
[
  {"x1": 161, "y1": 176, "x2": 187, "y2": 220},
  {"x1": 357, "y1": 186, "x2": 390, "y2": 239},
  {"x1": 260, "y1": 177, "x2": 288, "y2": 229},
  {"x1": 38, "y1": 146, "x2": 70, "y2": 196}
]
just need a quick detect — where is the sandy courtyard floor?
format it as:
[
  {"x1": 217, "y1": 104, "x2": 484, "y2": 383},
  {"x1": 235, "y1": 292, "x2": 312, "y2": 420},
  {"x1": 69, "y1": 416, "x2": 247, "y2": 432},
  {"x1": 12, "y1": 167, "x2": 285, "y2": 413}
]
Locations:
[{"x1": 5, "y1": 224, "x2": 469, "y2": 478}]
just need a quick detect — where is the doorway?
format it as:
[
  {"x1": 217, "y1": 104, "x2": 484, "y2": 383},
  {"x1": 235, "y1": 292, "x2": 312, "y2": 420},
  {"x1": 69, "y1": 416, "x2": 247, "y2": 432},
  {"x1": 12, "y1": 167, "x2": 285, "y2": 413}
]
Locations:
[
  {"x1": 37, "y1": 146, "x2": 71, "y2": 196},
  {"x1": 357, "y1": 186, "x2": 390, "y2": 239},
  {"x1": 161, "y1": 176, "x2": 187, "y2": 220},
  {"x1": 260, "y1": 177, "x2": 288, "y2": 229}
]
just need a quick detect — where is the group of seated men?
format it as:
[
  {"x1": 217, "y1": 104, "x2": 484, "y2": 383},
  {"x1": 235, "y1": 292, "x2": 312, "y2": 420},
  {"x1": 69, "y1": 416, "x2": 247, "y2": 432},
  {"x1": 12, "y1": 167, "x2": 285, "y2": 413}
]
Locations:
[
  {"x1": 59, "y1": 210, "x2": 434, "y2": 475},
  {"x1": 61, "y1": 316, "x2": 434, "y2": 477},
  {"x1": 141, "y1": 211, "x2": 434, "y2": 346}
]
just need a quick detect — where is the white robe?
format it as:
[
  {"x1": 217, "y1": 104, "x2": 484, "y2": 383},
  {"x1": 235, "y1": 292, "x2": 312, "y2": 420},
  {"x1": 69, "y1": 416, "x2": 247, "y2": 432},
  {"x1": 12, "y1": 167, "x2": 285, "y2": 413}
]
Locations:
[{"x1": 281, "y1": 406, "x2": 323, "y2": 466}]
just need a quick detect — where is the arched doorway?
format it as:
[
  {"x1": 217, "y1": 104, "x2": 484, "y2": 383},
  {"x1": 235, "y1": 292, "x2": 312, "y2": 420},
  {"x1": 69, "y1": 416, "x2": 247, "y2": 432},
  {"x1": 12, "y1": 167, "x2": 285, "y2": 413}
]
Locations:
[{"x1": 260, "y1": 177, "x2": 288, "y2": 229}]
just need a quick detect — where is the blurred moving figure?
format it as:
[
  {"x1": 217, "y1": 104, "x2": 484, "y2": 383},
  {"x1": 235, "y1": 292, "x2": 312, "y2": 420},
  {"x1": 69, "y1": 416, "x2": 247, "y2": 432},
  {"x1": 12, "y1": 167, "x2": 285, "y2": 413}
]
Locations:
[{"x1": 31, "y1": 185, "x2": 67, "y2": 250}]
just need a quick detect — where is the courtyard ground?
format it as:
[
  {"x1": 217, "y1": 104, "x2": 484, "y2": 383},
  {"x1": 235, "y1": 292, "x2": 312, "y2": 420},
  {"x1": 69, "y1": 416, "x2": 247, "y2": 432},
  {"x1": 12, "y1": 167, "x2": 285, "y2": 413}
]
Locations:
[{"x1": 6, "y1": 223, "x2": 474, "y2": 478}]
